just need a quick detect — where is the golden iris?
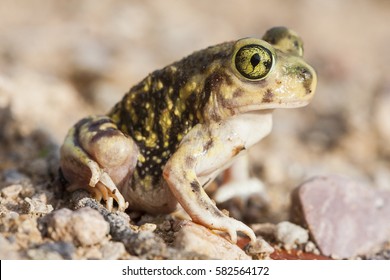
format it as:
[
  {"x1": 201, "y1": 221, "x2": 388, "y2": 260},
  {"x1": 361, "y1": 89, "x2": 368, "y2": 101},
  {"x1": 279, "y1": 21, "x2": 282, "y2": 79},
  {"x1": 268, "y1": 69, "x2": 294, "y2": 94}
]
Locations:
[{"x1": 234, "y1": 45, "x2": 273, "y2": 80}]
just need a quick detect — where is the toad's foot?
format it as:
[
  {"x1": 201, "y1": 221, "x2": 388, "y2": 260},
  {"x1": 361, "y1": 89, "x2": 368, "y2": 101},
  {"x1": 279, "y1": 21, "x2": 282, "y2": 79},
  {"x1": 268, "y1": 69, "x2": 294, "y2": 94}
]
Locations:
[
  {"x1": 84, "y1": 160, "x2": 128, "y2": 211},
  {"x1": 60, "y1": 116, "x2": 138, "y2": 212},
  {"x1": 198, "y1": 213, "x2": 256, "y2": 244}
]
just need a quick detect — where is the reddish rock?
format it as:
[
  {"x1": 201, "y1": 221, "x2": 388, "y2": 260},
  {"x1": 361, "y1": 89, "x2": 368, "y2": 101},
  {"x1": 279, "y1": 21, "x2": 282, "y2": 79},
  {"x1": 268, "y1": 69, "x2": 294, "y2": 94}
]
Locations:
[
  {"x1": 270, "y1": 248, "x2": 331, "y2": 260},
  {"x1": 291, "y1": 175, "x2": 390, "y2": 259}
]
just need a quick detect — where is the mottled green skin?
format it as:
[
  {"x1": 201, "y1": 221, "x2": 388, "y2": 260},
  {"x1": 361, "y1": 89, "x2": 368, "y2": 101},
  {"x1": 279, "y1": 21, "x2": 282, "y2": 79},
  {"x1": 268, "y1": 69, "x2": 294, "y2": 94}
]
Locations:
[
  {"x1": 108, "y1": 42, "x2": 236, "y2": 187},
  {"x1": 106, "y1": 26, "x2": 317, "y2": 192}
]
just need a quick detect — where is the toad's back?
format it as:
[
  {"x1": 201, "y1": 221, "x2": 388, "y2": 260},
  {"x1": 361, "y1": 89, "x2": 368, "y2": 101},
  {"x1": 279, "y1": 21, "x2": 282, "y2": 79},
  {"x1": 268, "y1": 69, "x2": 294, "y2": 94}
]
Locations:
[{"x1": 108, "y1": 42, "x2": 234, "y2": 185}]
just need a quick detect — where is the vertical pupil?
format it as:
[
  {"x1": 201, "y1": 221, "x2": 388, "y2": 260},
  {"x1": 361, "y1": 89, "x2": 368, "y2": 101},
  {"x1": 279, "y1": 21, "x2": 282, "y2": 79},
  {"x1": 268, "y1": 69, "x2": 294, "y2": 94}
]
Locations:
[{"x1": 250, "y1": 53, "x2": 260, "y2": 67}]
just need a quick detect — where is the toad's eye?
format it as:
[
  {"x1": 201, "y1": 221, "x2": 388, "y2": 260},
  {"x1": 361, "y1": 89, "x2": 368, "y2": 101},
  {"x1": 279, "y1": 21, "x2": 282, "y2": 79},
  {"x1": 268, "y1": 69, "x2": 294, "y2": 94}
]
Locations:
[{"x1": 234, "y1": 44, "x2": 273, "y2": 80}]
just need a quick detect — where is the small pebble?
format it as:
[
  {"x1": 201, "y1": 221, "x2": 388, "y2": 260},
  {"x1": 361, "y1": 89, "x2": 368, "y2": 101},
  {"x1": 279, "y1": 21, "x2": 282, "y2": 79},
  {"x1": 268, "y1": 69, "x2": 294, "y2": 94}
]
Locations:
[
  {"x1": 138, "y1": 223, "x2": 157, "y2": 232},
  {"x1": 245, "y1": 237, "x2": 274, "y2": 259},
  {"x1": 27, "y1": 242, "x2": 75, "y2": 260},
  {"x1": 22, "y1": 197, "x2": 53, "y2": 215},
  {"x1": 101, "y1": 241, "x2": 126, "y2": 260},
  {"x1": 78, "y1": 246, "x2": 102, "y2": 260},
  {"x1": 159, "y1": 220, "x2": 172, "y2": 231},
  {"x1": 0, "y1": 235, "x2": 21, "y2": 259},
  {"x1": 305, "y1": 241, "x2": 320, "y2": 255},
  {"x1": 7, "y1": 211, "x2": 20, "y2": 220},
  {"x1": 1, "y1": 184, "x2": 23, "y2": 199},
  {"x1": 275, "y1": 221, "x2": 309, "y2": 250},
  {"x1": 47, "y1": 207, "x2": 109, "y2": 246}
]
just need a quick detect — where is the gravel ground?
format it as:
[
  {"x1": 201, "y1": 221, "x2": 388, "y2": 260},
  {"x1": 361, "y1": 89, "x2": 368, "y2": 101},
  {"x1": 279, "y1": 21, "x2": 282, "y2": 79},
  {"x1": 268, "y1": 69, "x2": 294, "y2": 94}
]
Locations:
[{"x1": 1, "y1": 0, "x2": 390, "y2": 260}]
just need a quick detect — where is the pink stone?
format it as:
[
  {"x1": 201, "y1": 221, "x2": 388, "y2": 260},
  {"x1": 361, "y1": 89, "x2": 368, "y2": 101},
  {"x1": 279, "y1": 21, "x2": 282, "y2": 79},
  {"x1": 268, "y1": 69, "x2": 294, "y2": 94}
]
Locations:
[{"x1": 291, "y1": 175, "x2": 390, "y2": 259}]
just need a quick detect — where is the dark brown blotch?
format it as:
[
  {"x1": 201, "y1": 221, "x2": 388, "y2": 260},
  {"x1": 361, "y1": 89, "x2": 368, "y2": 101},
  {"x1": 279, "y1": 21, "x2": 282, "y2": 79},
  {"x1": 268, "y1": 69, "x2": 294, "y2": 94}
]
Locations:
[
  {"x1": 87, "y1": 118, "x2": 113, "y2": 133},
  {"x1": 74, "y1": 117, "x2": 94, "y2": 131},
  {"x1": 188, "y1": 179, "x2": 226, "y2": 218},
  {"x1": 262, "y1": 88, "x2": 274, "y2": 103},
  {"x1": 91, "y1": 128, "x2": 121, "y2": 144},
  {"x1": 190, "y1": 180, "x2": 201, "y2": 193},
  {"x1": 185, "y1": 156, "x2": 196, "y2": 169},
  {"x1": 203, "y1": 138, "x2": 214, "y2": 152},
  {"x1": 233, "y1": 88, "x2": 244, "y2": 98},
  {"x1": 202, "y1": 71, "x2": 231, "y2": 103},
  {"x1": 298, "y1": 67, "x2": 314, "y2": 95}
]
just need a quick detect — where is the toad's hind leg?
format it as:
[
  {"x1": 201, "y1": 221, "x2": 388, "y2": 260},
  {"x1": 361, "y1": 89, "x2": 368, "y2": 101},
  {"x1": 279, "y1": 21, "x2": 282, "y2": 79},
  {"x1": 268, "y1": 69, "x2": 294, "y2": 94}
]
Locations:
[
  {"x1": 214, "y1": 155, "x2": 268, "y2": 205},
  {"x1": 60, "y1": 116, "x2": 139, "y2": 211}
]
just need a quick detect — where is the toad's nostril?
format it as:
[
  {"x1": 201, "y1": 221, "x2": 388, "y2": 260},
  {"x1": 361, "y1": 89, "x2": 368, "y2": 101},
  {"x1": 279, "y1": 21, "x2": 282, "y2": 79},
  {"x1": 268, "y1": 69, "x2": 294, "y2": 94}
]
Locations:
[{"x1": 295, "y1": 65, "x2": 316, "y2": 96}]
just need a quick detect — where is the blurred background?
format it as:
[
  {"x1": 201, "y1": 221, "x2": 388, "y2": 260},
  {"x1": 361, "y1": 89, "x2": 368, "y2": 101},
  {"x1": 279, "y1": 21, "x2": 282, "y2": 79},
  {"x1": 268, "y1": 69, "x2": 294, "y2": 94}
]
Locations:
[{"x1": 1, "y1": 0, "x2": 390, "y2": 221}]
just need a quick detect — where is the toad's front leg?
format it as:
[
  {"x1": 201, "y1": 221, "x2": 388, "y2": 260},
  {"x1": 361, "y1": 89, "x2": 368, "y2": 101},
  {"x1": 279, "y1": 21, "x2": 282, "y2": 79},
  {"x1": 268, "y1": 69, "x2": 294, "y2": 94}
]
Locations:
[
  {"x1": 163, "y1": 122, "x2": 256, "y2": 244},
  {"x1": 60, "y1": 116, "x2": 139, "y2": 211}
]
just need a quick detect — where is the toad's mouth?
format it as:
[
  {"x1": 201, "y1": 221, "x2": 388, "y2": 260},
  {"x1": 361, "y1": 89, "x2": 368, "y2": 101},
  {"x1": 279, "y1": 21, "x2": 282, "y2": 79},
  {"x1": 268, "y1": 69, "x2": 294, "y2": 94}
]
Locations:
[{"x1": 234, "y1": 100, "x2": 311, "y2": 114}]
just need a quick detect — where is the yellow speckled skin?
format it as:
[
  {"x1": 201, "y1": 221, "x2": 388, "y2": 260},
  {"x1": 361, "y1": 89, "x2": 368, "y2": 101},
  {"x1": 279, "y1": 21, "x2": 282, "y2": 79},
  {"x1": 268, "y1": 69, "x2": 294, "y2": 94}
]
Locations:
[{"x1": 60, "y1": 27, "x2": 317, "y2": 243}]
